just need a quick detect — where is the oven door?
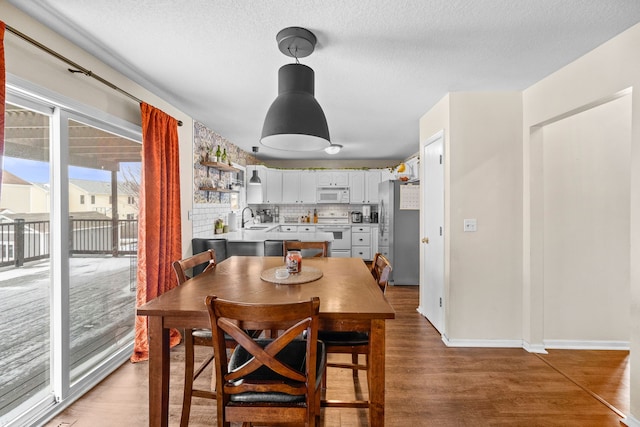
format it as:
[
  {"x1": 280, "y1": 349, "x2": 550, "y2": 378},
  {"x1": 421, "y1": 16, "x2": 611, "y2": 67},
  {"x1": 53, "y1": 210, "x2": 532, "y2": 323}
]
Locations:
[{"x1": 317, "y1": 226, "x2": 352, "y2": 251}]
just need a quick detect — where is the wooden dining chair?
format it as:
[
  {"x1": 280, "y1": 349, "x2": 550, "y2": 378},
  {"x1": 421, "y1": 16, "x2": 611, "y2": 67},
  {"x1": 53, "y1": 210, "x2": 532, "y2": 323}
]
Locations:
[
  {"x1": 370, "y1": 252, "x2": 393, "y2": 294},
  {"x1": 319, "y1": 253, "x2": 392, "y2": 389},
  {"x1": 206, "y1": 296, "x2": 326, "y2": 427},
  {"x1": 283, "y1": 240, "x2": 329, "y2": 258},
  {"x1": 172, "y1": 249, "x2": 235, "y2": 427}
]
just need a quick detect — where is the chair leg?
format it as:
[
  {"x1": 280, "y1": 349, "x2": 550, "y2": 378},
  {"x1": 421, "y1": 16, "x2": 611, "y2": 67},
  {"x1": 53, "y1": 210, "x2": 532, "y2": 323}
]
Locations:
[
  {"x1": 181, "y1": 329, "x2": 195, "y2": 427},
  {"x1": 321, "y1": 366, "x2": 327, "y2": 389},
  {"x1": 352, "y1": 351, "x2": 359, "y2": 378}
]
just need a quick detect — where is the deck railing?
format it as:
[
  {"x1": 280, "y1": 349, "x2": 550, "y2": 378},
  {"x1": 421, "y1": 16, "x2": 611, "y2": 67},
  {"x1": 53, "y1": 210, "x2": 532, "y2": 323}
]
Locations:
[{"x1": 0, "y1": 218, "x2": 138, "y2": 267}]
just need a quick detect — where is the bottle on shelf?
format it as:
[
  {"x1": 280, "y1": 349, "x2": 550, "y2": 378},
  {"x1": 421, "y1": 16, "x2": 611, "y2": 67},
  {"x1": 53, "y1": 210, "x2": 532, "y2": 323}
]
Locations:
[
  {"x1": 215, "y1": 145, "x2": 222, "y2": 163},
  {"x1": 221, "y1": 148, "x2": 227, "y2": 164}
]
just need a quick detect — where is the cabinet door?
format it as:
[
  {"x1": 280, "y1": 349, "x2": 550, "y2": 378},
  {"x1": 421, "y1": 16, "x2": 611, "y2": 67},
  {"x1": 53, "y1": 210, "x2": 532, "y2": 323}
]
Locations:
[
  {"x1": 333, "y1": 171, "x2": 349, "y2": 187},
  {"x1": 349, "y1": 171, "x2": 365, "y2": 204},
  {"x1": 366, "y1": 170, "x2": 381, "y2": 203},
  {"x1": 299, "y1": 171, "x2": 317, "y2": 203},
  {"x1": 265, "y1": 169, "x2": 282, "y2": 203},
  {"x1": 317, "y1": 170, "x2": 349, "y2": 187},
  {"x1": 281, "y1": 170, "x2": 300, "y2": 203},
  {"x1": 317, "y1": 171, "x2": 333, "y2": 187}
]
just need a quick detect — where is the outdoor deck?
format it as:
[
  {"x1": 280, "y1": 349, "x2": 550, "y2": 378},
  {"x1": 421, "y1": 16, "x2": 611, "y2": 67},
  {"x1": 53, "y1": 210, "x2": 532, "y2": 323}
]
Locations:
[{"x1": 0, "y1": 256, "x2": 136, "y2": 415}]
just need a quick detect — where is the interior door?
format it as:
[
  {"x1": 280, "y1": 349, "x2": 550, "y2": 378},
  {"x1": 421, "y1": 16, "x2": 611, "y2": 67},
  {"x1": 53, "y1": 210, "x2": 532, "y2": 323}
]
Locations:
[{"x1": 419, "y1": 131, "x2": 445, "y2": 333}]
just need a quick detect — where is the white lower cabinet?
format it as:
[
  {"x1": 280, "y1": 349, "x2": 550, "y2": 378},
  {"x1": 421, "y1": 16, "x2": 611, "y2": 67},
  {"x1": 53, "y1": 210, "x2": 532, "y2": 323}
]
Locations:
[{"x1": 351, "y1": 225, "x2": 372, "y2": 260}]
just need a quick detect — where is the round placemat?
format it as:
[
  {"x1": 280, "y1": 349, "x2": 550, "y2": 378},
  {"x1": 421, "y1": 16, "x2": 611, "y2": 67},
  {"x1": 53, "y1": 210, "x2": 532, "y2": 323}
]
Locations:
[{"x1": 260, "y1": 266, "x2": 323, "y2": 284}]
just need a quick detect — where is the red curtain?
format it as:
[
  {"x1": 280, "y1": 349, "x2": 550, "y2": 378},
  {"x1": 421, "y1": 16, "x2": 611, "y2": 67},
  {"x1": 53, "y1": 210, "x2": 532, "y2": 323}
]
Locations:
[
  {"x1": 0, "y1": 21, "x2": 6, "y2": 197},
  {"x1": 131, "y1": 102, "x2": 182, "y2": 362}
]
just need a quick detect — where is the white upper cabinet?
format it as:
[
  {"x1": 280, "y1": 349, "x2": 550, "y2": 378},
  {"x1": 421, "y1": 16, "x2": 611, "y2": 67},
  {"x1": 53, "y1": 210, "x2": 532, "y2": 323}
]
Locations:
[
  {"x1": 264, "y1": 168, "x2": 282, "y2": 203},
  {"x1": 299, "y1": 171, "x2": 317, "y2": 203},
  {"x1": 281, "y1": 170, "x2": 299, "y2": 204},
  {"x1": 282, "y1": 170, "x2": 317, "y2": 204},
  {"x1": 350, "y1": 170, "x2": 382, "y2": 204},
  {"x1": 365, "y1": 170, "x2": 382, "y2": 204},
  {"x1": 317, "y1": 170, "x2": 349, "y2": 187},
  {"x1": 349, "y1": 171, "x2": 365, "y2": 203}
]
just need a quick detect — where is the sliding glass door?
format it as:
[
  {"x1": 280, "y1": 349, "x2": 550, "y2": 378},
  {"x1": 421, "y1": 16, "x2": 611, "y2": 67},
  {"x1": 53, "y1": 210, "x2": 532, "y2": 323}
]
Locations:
[
  {"x1": 1, "y1": 87, "x2": 141, "y2": 425},
  {"x1": 0, "y1": 100, "x2": 53, "y2": 419}
]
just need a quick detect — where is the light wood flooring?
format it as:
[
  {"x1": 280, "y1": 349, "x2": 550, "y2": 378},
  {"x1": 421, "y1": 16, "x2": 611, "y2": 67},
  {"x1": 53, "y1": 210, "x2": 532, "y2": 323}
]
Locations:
[{"x1": 45, "y1": 286, "x2": 629, "y2": 426}]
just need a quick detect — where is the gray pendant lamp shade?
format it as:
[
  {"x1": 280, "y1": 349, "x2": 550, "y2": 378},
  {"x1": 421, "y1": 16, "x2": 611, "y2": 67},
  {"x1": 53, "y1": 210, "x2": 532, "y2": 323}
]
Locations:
[
  {"x1": 260, "y1": 27, "x2": 330, "y2": 151},
  {"x1": 249, "y1": 169, "x2": 261, "y2": 184}
]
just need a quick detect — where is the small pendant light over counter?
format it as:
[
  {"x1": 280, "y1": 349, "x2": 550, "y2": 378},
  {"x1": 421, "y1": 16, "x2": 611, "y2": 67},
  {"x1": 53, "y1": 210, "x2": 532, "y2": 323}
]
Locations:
[
  {"x1": 249, "y1": 170, "x2": 262, "y2": 184},
  {"x1": 260, "y1": 27, "x2": 331, "y2": 152}
]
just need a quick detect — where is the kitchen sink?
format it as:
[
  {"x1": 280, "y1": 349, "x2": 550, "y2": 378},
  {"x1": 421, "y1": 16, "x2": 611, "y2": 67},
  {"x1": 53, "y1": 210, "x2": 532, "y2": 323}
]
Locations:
[{"x1": 244, "y1": 225, "x2": 270, "y2": 230}]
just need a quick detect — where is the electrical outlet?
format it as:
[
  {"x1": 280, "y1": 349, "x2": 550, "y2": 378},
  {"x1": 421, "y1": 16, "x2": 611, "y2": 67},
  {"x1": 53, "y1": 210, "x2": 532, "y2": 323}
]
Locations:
[{"x1": 464, "y1": 219, "x2": 477, "y2": 232}]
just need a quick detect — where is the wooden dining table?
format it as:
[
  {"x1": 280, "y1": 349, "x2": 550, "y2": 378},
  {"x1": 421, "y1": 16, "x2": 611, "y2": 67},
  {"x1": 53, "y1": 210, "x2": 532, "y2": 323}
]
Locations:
[{"x1": 137, "y1": 255, "x2": 395, "y2": 427}]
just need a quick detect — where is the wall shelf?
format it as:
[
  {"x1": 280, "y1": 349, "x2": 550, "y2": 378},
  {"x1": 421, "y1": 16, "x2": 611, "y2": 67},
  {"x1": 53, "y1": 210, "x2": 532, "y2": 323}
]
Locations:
[
  {"x1": 200, "y1": 161, "x2": 240, "y2": 173},
  {"x1": 198, "y1": 187, "x2": 239, "y2": 193}
]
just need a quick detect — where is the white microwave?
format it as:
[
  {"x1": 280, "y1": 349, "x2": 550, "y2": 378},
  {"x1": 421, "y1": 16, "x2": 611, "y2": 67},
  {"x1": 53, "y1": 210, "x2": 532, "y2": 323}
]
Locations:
[{"x1": 317, "y1": 187, "x2": 350, "y2": 203}]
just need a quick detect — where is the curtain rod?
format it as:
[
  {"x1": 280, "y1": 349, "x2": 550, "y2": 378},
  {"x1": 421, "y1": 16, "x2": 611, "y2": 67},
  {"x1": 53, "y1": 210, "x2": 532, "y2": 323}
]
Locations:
[{"x1": 5, "y1": 24, "x2": 183, "y2": 126}]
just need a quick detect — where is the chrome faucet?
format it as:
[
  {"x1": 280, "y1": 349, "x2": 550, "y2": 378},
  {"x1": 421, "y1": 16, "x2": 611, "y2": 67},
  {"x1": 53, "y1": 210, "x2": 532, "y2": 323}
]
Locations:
[{"x1": 241, "y1": 207, "x2": 254, "y2": 228}]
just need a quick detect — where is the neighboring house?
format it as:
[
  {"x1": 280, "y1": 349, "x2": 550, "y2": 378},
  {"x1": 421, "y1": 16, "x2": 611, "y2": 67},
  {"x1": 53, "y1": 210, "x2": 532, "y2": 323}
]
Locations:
[
  {"x1": 69, "y1": 179, "x2": 138, "y2": 219},
  {"x1": 0, "y1": 171, "x2": 138, "y2": 219},
  {"x1": 0, "y1": 170, "x2": 48, "y2": 213}
]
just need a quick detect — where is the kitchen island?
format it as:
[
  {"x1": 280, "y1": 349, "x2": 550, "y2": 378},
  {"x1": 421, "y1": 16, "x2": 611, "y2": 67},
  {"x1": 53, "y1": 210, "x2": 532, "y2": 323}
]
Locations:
[{"x1": 193, "y1": 224, "x2": 334, "y2": 258}]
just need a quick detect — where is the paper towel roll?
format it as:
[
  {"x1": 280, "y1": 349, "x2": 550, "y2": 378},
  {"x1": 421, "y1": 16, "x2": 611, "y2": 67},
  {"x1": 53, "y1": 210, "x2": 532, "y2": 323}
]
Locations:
[{"x1": 227, "y1": 212, "x2": 237, "y2": 231}]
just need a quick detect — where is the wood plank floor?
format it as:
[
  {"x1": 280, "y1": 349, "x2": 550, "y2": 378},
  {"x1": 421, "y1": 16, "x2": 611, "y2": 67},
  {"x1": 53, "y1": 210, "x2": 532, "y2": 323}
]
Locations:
[{"x1": 45, "y1": 286, "x2": 629, "y2": 426}]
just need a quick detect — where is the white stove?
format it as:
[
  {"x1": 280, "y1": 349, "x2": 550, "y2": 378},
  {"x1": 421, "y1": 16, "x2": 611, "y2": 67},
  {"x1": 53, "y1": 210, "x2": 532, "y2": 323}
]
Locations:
[{"x1": 316, "y1": 212, "x2": 351, "y2": 256}]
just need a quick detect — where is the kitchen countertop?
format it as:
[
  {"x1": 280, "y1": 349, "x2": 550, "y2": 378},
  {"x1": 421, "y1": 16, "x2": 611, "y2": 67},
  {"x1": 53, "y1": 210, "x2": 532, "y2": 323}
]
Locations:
[{"x1": 216, "y1": 224, "x2": 334, "y2": 242}]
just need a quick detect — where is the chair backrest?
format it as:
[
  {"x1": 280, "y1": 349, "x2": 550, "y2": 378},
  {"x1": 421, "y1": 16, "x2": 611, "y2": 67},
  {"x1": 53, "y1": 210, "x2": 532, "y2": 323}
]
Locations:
[
  {"x1": 264, "y1": 239, "x2": 287, "y2": 256},
  {"x1": 206, "y1": 296, "x2": 321, "y2": 423},
  {"x1": 283, "y1": 240, "x2": 329, "y2": 258},
  {"x1": 172, "y1": 249, "x2": 217, "y2": 285},
  {"x1": 191, "y1": 238, "x2": 227, "y2": 274},
  {"x1": 370, "y1": 252, "x2": 393, "y2": 293}
]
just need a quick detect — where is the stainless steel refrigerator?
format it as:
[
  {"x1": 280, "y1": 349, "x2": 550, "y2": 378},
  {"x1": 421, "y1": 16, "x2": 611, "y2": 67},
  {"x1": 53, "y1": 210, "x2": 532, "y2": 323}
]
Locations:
[{"x1": 378, "y1": 180, "x2": 419, "y2": 285}]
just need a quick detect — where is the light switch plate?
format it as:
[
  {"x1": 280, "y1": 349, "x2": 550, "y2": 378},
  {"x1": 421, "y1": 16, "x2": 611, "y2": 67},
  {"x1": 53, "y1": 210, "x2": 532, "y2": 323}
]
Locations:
[{"x1": 464, "y1": 219, "x2": 477, "y2": 232}]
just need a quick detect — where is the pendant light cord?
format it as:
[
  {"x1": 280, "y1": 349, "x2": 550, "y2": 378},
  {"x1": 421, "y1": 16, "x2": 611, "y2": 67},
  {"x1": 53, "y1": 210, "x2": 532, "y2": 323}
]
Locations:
[{"x1": 288, "y1": 46, "x2": 301, "y2": 64}]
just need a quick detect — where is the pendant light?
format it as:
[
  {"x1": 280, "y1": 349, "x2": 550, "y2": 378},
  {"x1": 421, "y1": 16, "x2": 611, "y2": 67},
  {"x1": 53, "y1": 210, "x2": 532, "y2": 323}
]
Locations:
[
  {"x1": 249, "y1": 170, "x2": 261, "y2": 184},
  {"x1": 260, "y1": 27, "x2": 330, "y2": 151}
]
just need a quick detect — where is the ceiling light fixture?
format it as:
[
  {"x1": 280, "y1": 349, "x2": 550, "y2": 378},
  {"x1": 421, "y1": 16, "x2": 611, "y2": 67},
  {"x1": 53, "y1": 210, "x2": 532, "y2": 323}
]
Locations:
[
  {"x1": 249, "y1": 170, "x2": 262, "y2": 185},
  {"x1": 324, "y1": 144, "x2": 342, "y2": 155},
  {"x1": 260, "y1": 27, "x2": 330, "y2": 152}
]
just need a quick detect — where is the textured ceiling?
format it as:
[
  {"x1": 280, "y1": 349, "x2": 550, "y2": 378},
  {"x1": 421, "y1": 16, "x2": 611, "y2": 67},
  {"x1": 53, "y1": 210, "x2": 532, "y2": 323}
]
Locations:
[{"x1": 8, "y1": 0, "x2": 640, "y2": 161}]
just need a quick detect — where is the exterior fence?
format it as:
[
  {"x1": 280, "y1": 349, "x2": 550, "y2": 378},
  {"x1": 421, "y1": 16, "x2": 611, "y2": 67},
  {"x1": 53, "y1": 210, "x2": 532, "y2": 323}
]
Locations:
[{"x1": 0, "y1": 218, "x2": 138, "y2": 267}]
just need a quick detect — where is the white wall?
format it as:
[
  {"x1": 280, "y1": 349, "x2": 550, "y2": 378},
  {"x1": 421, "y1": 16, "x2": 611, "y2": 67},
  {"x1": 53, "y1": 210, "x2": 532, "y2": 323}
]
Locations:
[
  {"x1": 523, "y1": 22, "x2": 640, "y2": 422},
  {"x1": 420, "y1": 21, "x2": 640, "y2": 421},
  {"x1": 419, "y1": 92, "x2": 523, "y2": 342},
  {"x1": 542, "y1": 95, "x2": 631, "y2": 345},
  {"x1": 1, "y1": 0, "x2": 194, "y2": 256}
]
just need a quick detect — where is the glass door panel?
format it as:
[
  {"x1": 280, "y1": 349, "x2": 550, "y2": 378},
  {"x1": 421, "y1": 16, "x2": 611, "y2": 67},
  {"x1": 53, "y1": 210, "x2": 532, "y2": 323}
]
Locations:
[
  {"x1": 66, "y1": 119, "x2": 140, "y2": 383},
  {"x1": 0, "y1": 103, "x2": 53, "y2": 416}
]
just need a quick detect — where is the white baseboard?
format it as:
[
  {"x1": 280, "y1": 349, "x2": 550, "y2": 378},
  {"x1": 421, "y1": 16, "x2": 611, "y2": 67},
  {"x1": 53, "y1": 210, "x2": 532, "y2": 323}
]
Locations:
[
  {"x1": 440, "y1": 337, "x2": 629, "y2": 352},
  {"x1": 441, "y1": 336, "x2": 522, "y2": 349},
  {"x1": 543, "y1": 340, "x2": 630, "y2": 350},
  {"x1": 523, "y1": 341, "x2": 548, "y2": 354},
  {"x1": 622, "y1": 414, "x2": 640, "y2": 427}
]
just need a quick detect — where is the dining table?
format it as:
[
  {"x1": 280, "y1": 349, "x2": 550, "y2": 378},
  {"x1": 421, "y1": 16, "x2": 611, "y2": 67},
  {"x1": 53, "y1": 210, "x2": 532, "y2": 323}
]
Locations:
[{"x1": 137, "y1": 255, "x2": 396, "y2": 427}]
